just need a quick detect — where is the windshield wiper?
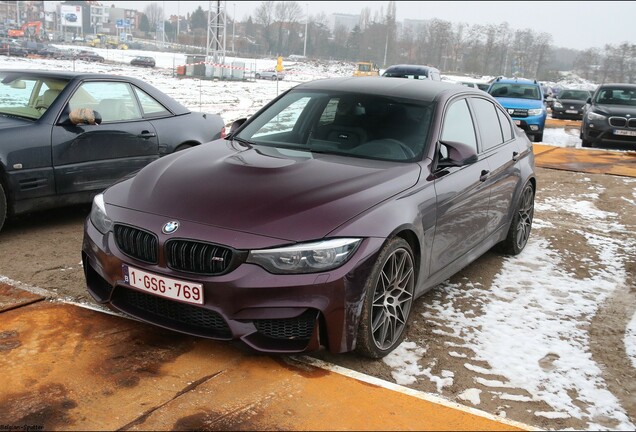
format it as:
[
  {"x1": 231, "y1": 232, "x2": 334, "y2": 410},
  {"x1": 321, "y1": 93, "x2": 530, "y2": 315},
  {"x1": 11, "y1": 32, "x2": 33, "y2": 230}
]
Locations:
[{"x1": 232, "y1": 136, "x2": 254, "y2": 146}]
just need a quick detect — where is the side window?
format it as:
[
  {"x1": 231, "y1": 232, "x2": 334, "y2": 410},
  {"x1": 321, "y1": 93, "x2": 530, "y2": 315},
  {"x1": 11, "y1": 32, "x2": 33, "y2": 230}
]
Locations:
[
  {"x1": 318, "y1": 98, "x2": 340, "y2": 125},
  {"x1": 496, "y1": 107, "x2": 514, "y2": 142},
  {"x1": 68, "y1": 81, "x2": 142, "y2": 123},
  {"x1": 133, "y1": 86, "x2": 170, "y2": 117},
  {"x1": 471, "y1": 98, "x2": 504, "y2": 151},
  {"x1": 252, "y1": 96, "x2": 311, "y2": 138},
  {"x1": 440, "y1": 99, "x2": 477, "y2": 152}
]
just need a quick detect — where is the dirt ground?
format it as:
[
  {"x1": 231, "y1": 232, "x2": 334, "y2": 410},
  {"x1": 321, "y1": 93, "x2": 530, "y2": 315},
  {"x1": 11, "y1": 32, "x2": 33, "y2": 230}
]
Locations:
[{"x1": 0, "y1": 165, "x2": 634, "y2": 431}]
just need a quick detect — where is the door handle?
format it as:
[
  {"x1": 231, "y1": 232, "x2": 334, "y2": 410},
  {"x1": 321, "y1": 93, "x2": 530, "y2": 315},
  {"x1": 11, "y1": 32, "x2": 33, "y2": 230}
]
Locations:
[
  {"x1": 138, "y1": 131, "x2": 157, "y2": 138},
  {"x1": 480, "y1": 170, "x2": 490, "y2": 182},
  {"x1": 512, "y1": 151, "x2": 519, "y2": 161}
]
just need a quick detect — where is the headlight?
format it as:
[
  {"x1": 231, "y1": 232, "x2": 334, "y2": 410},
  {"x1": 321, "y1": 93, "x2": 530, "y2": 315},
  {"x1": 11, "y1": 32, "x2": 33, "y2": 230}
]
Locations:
[
  {"x1": 90, "y1": 193, "x2": 113, "y2": 234},
  {"x1": 553, "y1": 101, "x2": 563, "y2": 109},
  {"x1": 587, "y1": 111, "x2": 606, "y2": 121},
  {"x1": 247, "y1": 238, "x2": 362, "y2": 274},
  {"x1": 528, "y1": 108, "x2": 544, "y2": 116}
]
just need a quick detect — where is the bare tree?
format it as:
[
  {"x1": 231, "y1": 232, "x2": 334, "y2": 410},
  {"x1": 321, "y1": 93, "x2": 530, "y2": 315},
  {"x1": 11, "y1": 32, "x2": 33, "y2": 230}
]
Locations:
[
  {"x1": 448, "y1": 22, "x2": 469, "y2": 72},
  {"x1": 255, "y1": 1, "x2": 275, "y2": 54},
  {"x1": 574, "y1": 48, "x2": 601, "y2": 81},
  {"x1": 533, "y1": 32, "x2": 553, "y2": 78},
  {"x1": 144, "y1": 2, "x2": 163, "y2": 33},
  {"x1": 274, "y1": 1, "x2": 303, "y2": 55}
]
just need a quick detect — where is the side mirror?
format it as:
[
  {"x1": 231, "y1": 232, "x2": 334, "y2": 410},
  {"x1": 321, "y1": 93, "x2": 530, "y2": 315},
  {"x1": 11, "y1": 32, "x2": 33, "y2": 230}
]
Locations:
[
  {"x1": 9, "y1": 80, "x2": 26, "y2": 89},
  {"x1": 437, "y1": 140, "x2": 478, "y2": 168},
  {"x1": 69, "y1": 107, "x2": 102, "y2": 125},
  {"x1": 229, "y1": 118, "x2": 247, "y2": 136},
  {"x1": 586, "y1": 97, "x2": 592, "y2": 104}
]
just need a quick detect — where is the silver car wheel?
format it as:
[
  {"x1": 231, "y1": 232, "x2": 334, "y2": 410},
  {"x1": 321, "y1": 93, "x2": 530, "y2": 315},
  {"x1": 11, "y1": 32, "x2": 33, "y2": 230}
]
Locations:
[{"x1": 370, "y1": 247, "x2": 414, "y2": 350}]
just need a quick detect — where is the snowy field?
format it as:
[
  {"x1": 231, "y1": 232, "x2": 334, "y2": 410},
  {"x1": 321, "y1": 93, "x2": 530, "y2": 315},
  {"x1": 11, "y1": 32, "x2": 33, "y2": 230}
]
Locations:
[{"x1": 2, "y1": 47, "x2": 634, "y2": 431}]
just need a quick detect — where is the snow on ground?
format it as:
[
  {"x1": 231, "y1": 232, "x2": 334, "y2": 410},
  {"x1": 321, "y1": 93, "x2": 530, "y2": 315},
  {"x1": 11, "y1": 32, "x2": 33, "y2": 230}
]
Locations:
[
  {"x1": 628, "y1": 313, "x2": 636, "y2": 369},
  {"x1": 386, "y1": 179, "x2": 636, "y2": 430}
]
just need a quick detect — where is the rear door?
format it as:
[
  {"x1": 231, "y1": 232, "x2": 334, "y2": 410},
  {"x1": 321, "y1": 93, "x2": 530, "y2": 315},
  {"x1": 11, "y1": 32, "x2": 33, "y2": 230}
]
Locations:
[
  {"x1": 51, "y1": 80, "x2": 159, "y2": 194},
  {"x1": 469, "y1": 97, "x2": 521, "y2": 236}
]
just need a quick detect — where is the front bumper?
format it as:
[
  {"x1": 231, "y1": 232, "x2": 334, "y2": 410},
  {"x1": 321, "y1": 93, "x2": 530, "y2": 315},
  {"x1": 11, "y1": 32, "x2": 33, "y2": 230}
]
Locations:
[
  {"x1": 82, "y1": 212, "x2": 384, "y2": 355},
  {"x1": 581, "y1": 119, "x2": 636, "y2": 148},
  {"x1": 552, "y1": 106, "x2": 584, "y2": 119},
  {"x1": 511, "y1": 114, "x2": 546, "y2": 136}
]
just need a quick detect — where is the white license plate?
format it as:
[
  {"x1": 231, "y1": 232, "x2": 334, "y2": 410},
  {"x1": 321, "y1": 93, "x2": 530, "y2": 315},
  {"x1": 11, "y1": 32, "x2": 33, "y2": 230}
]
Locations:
[
  {"x1": 565, "y1": 110, "x2": 578, "y2": 114},
  {"x1": 514, "y1": 120, "x2": 521, "y2": 125},
  {"x1": 122, "y1": 265, "x2": 204, "y2": 305},
  {"x1": 614, "y1": 129, "x2": 636, "y2": 136}
]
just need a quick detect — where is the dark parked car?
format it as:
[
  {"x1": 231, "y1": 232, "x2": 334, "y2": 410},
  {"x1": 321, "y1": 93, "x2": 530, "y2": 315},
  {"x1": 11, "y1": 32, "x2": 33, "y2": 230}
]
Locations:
[
  {"x1": 382, "y1": 64, "x2": 442, "y2": 81},
  {"x1": 580, "y1": 83, "x2": 636, "y2": 149},
  {"x1": 551, "y1": 89, "x2": 592, "y2": 120},
  {"x1": 36, "y1": 44, "x2": 63, "y2": 58},
  {"x1": 130, "y1": 56, "x2": 156, "y2": 68},
  {"x1": 75, "y1": 50, "x2": 104, "y2": 62},
  {"x1": 0, "y1": 70, "x2": 226, "y2": 232},
  {"x1": 82, "y1": 77, "x2": 536, "y2": 358},
  {"x1": 0, "y1": 39, "x2": 28, "y2": 57},
  {"x1": 65, "y1": 13, "x2": 77, "y2": 22}
]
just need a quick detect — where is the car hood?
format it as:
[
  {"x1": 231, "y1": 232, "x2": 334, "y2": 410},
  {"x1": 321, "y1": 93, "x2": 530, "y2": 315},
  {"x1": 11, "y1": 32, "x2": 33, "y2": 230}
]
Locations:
[
  {"x1": 0, "y1": 115, "x2": 32, "y2": 130},
  {"x1": 557, "y1": 98, "x2": 587, "y2": 106},
  {"x1": 494, "y1": 97, "x2": 544, "y2": 110},
  {"x1": 105, "y1": 140, "x2": 421, "y2": 242},
  {"x1": 590, "y1": 104, "x2": 636, "y2": 117}
]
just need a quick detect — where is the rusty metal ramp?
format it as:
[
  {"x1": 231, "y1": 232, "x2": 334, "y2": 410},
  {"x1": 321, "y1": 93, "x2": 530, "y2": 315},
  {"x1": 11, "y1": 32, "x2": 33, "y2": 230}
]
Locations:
[
  {"x1": 0, "y1": 281, "x2": 44, "y2": 312},
  {"x1": 533, "y1": 144, "x2": 636, "y2": 178},
  {"x1": 0, "y1": 287, "x2": 535, "y2": 431}
]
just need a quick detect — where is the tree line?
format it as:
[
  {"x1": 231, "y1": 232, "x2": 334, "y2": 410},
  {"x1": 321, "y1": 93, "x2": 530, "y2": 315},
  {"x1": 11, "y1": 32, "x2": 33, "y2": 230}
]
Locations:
[{"x1": 140, "y1": 1, "x2": 635, "y2": 84}]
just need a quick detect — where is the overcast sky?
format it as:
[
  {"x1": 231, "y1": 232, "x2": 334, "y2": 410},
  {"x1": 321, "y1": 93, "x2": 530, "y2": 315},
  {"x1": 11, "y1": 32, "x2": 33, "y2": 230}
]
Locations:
[{"x1": 110, "y1": 1, "x2": 636, "y2": 51}]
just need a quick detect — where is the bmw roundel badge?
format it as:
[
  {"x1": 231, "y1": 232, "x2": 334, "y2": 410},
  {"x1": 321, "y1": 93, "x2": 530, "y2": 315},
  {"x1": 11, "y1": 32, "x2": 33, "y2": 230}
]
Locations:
[{"x1": 162, "y1": 221, "x2": 180, "y2": 234}]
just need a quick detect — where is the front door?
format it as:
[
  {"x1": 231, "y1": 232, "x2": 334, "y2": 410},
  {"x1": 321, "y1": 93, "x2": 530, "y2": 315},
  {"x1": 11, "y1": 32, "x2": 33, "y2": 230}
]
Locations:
[{"x1": 51, "y1": 80, "x2": 159, "y2": 194}]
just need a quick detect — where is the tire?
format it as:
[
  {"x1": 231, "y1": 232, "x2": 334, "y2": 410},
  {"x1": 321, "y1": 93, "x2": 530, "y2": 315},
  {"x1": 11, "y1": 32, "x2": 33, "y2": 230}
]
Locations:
[
  {"x1": 581, "y1": 139, "x2": 592, "y2": 148},
  {"x1": 498, "y1": 182, "x2": 534, "y2": 255},
  {"x1": 534, "y1": 132, "x2": 543, "y2": 143},
  {"x1": 175, "y1": 144, "x2": 193, "y2": 152},
  {"x1": 271, "y1": 75, "x2": 277, "y2": 81},
  {"x1": 0, "y1": 183, "x2": 6, "y2": 233},
  {"x1": 355, "y1": 237, "x2": 415, "y2": 358},
  {"x1": 255, "y1": 73, "x2": 261, "y2": 79}
]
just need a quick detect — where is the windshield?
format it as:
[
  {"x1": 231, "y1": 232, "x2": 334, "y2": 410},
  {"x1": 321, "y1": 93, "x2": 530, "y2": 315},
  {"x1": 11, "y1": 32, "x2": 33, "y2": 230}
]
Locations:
[
  {"x1": 489, "y1": 83, "x2": 541, "y2": 100},
  {"x1": 383, "y1": 69, "x2": 430, "y2": 80},
  {"x1": 0, "y1": 72, "x2": 70, "y2": 120},
  {"x1": 236, "y1": 90, "x2": 434, "y2": 162},
  {"x1": 594, "y1": 87, "x2": 636, "y2": 106},
  {"x1": 558, "y1": 90, "x2": 590, "y2": 101}
]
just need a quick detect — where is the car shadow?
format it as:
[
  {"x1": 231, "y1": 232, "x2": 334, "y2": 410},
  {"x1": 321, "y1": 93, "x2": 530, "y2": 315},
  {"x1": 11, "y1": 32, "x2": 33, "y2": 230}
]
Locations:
[{"x1": 2, "y1": 204, "x2": 90, "y2": 236}]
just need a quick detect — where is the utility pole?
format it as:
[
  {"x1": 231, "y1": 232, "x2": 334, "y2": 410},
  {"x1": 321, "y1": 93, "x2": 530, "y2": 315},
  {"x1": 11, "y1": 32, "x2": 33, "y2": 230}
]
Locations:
[
  {"x1": 383, "y1": 28, "x2": 388, "y2": 67},
  {"x1": 232, "y1": 3, "x2": 235, "y2": 53},
  {"x1": 303, "y1": 3, "x2": 308, "y2": 57}
]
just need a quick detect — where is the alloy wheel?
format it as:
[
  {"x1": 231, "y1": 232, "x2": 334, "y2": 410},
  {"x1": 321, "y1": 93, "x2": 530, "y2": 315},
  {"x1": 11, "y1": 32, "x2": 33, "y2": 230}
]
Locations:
[
  {"x1": 515, "y1": 186, "x2": 534, "y2": 250},
  {"x1": 370, "y1": 248, "x2": 415, "y2": 350}
]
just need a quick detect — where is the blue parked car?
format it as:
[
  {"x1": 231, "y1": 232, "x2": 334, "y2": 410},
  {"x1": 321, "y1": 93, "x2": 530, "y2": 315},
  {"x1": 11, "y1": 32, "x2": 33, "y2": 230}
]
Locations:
[{"x1": 488, "y1": 78, "x2": 547, "y2": 142}]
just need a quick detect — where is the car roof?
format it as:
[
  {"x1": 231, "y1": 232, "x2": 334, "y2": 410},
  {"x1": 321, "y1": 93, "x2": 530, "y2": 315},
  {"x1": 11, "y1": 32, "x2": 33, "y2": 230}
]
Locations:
[
  {"x1": 596, "y1": 83, "x2": 636, "y2": 89},
  {"x1": 383, "y1": 64, "x2": 439, "y2": 72},
  {"x1": 493, "y1": 78, "x2": 539, "y2": 85},
  {"x1": 294, "y1": 76, "x2": 479, "y2": 102}
]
